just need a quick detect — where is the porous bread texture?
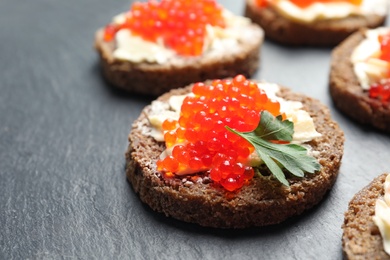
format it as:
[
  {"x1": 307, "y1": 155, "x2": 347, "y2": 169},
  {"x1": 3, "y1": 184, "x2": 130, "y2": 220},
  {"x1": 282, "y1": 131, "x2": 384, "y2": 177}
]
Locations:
[
  {"x1": 342, "y1": 173, "x2": 390, "y2": 260},
  {"x1": 244, "y1": 0, "x2": 386, "y2": 46},
  {"x1": 329, "y1": 29, "x2": 390, "y2": 133},
  {"x1": 125, "y1": 83, "x2": 345, "y2": 228},
  {"x1": 94, "y1": 21, "x2": 263, "y2": 96}
]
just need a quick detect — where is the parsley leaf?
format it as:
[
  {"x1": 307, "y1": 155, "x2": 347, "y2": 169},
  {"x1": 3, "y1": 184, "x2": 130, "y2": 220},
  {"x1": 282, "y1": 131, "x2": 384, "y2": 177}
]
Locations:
[
  {"x1": 226, "y1": 111, "x2": 321, "y2": 186},
  {"x1": 253, "y1": 111, "x2": 294, "y2": 142}
]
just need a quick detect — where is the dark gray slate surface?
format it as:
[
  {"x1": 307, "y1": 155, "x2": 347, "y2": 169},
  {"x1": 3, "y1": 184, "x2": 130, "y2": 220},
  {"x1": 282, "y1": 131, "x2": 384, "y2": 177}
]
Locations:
[{"x1": 1, "y1": 1, "x2": 389, "y2": 259}]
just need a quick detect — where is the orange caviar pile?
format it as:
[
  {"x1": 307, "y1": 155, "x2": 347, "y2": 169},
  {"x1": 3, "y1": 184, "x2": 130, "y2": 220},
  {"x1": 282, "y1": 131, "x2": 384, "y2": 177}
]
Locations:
[
  {"x1": 157, "y1": 75, "x2": 285, "y2": 191},
  {"x1": 256, "y1": 0, "x2": 362, "y2": 8},
  {"x1": 369, "y1": 32, "x2": 390, "y2": 104},
  {"x1": 104, "y1": 0, "x2": 225, "y2": 56}
]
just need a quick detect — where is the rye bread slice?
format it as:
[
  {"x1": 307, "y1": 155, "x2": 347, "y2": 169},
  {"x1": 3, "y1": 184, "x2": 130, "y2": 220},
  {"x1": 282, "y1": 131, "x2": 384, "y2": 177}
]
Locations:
[
  {"x1": 125, "y1": 83, "x2": 345, "y2": 228},
  {"x1": 329, "y1": 29, "x2": 390, "y2": 133},
  {"x1": 244, "y1": 0, "x2": 386, "y2": 46},
  {"x1": 94, "y1": 22, "x2": 263, "y2": 96},
  {"x1": 342, "y1": 173, "x2": 390, "y2": 260}
]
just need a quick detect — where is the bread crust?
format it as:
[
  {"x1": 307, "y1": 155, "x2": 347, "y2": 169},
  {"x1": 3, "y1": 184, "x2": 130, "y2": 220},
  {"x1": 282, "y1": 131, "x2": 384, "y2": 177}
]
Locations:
[
  {"x1": 125, "y1": 84, "x2": 345, "y2": 228},
  {"x1": 244, "y1": 0, "x2": 386, "y2": 46},
  {"x1": 94, "y1": 23, "x2": 263, "y2": 96},
  {"x1": 342, "y1": 173, "x2": 390, "y2": 260},
  {"x1": 329, "y1": 29, "x2": 390, "y2": 133}
]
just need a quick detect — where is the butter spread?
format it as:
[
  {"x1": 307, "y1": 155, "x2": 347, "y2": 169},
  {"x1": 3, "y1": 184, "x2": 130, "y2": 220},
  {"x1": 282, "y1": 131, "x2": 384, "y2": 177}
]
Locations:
[
  {"x1": 114, "y1": 30, "x2": 176, "y2": 64},
  {"x1": 112, "y1": 10, "x2": 255, "y2": 64},
  {"x1": 146, "y1": 82, "x2": 322, "y2": 170},
  {"x1": 147, "y1": 94, "x2": 190, "y2": 141},
  {"x1": 269, "y1": 0, "x2": 388, "y2": 23},
  {"x1": 260, "y1": 83, "x2": 321, "y2": 143},
  {"x1": 351, "y1": 28, "x2": 390, "y2": 90},
  {"x1": 373, "y1": 174, "x2": 390, "y2": 255}
]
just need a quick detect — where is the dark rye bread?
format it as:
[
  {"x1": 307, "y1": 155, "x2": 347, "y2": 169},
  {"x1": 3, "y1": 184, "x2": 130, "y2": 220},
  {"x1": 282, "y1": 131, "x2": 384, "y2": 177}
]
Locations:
[
  {"x1": 329, "y1": 29, "x2": 390, "y2": 133},
  {"x1": 94, "y1": 22, "x2": 263, "y2": 96},
  {"x1": 244, "y1": 0, "x2": 386, "y2": 46},
  {"x1": 342, "y1": 174, "x2": 390, "y2": 260},
  {"x1": 125, "y1": 83, "x2": 345, "y2": 228}
]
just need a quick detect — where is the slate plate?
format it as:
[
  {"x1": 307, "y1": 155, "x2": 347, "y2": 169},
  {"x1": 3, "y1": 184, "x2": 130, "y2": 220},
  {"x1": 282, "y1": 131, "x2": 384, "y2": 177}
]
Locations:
[{"x1": 1, "y1": 1, "x2": 389, "y2": 259}]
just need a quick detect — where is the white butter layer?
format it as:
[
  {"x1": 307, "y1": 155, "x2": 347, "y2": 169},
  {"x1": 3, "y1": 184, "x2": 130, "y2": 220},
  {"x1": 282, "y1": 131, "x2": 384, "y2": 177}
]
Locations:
[
  {"x1": 259, "y1": 83, "x2": 322, "y2": 143},
  {"x1": 373, "y1": 174, "x2": 390, "y2": 256},
  {"x1": 351, "y1": 28, "x2": 390, "y2": 90},
  {"x1": 114, "y1": 30, "x2": 176, "y2": 64},
  {"x1": 270, "y1": 0, "x2": 388, "y2": 23}
]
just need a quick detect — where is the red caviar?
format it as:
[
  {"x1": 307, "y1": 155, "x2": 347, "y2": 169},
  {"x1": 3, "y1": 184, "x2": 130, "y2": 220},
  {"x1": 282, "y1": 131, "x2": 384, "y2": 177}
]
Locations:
[
  {"x1": 369, "y1": 80, "x2": 390, "y2": 103},
  {"x1": 157, "y1": 75, "x2": 285, "y2": 191},
  {"x1": 378, "y1": 32, "x2": 390, "y2": 62},
  {"x1": 369, "y1": 32, "x2": 390, "y2": 104},
  {"x1": 256, "y1": 0, "x2": 362, "y2": 8},
  {"x1": 103, "y1": 0, "x2": 225, "y2": 56}
]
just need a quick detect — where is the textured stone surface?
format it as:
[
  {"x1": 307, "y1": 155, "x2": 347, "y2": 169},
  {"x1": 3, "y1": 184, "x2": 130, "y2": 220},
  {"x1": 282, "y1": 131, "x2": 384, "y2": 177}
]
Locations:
[{"x1": 0, "y1": 1, "x2": 389, "y2": 259}]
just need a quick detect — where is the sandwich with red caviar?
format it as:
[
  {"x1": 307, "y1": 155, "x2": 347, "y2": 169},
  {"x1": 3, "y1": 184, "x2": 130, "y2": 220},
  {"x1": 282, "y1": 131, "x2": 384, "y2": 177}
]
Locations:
[
  {"x1": 95, "y1": 0, "x2": 264, "y2": 95},
  {"x1": 342, "y1": 173, "x2": 390, "y2": 259},
  {"x1": 125, "y1": 75, "x2": 344, "y2": 228},
  {"x1": 330, "y1": 27, "x2": 390, "y2": 132},
  {"x1": 244, "y1": 0, "x2": 388, "y2": 46}
]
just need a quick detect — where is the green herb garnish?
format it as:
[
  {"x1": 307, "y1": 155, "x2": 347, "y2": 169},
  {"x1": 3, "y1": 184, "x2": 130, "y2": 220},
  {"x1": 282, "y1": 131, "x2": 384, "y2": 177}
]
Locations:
[{"x1": 226, "y1": 110, "x2": 321, "y2": 186}]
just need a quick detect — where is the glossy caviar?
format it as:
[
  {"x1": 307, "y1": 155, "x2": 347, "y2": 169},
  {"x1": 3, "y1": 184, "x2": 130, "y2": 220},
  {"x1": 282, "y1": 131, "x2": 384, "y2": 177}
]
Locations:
[
  {"x1": 369, "y1": 32, "x2": 390, "y2": 104},
  {"x1": 255, "y1": 0, "x2": 362, "y2": 8},
  {"x1": 104, "y1": 0, "x2": 225, "y2": 56},
  {"x1": 369, "y1": 80, "x2": 390, "y2": 103},
  {"x1": 157, "y1": 75, "x2": 285, "y2": 191}
]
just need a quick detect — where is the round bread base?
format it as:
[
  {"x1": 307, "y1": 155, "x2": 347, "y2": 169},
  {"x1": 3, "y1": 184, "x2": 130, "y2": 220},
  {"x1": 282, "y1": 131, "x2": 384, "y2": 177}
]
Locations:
[
  {"x1": 125, "y1": 84, "x2": 344, "y2": 228},
  {"x1": 329, "y1": 29, "x2": 390, "y2": 133},
  {"x1": 94, "y1": 25, "x2": 263, "y2": 96},
  {"x1": 244, "y1": 0, "x2": 386, "y2": 46},
  {"x1": 342, "y1": 173, "x2": 389, "y2": 260}
]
